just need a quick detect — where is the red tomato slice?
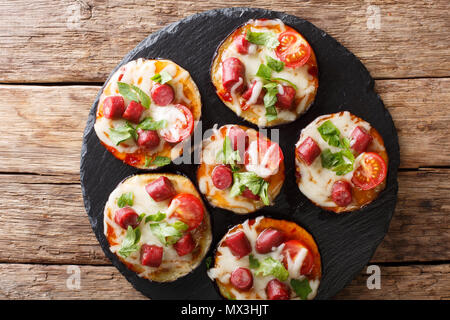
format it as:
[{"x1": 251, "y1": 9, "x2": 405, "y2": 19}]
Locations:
[
  {"x1": 244, "y1": 138, "x2": 283, "y2": 177},
  {"x1": 161, "y1": 104, "x2": 194, "y2": 143},
  {"x1": 275, "y1": 31, "x2": 311, "y2": 68},
  {"x1": 351, "y1": 152, "x2": 387, "y2": 191},
  {"x1": 281, "y1": 240, "x2": 314, "y2": 276},
  {"x1": 170, "y1": 193, "x2": 204, "y2": 231}
]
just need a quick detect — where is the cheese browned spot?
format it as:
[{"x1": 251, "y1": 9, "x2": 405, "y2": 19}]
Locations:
[
  {"x1": 295, "y1": 111, "x2": 388, "y2": 213},
  {"x1": 94, "y1": 58, "x2": 202, "y2": 169},
  {"x1": 197, "y1": 124, "x2": 285, "y2": 214},
  {"x1": 211, "y1": 19, "x2": 318, "y2": 127},
  {"x1": 104, "y1": 173, "x2": 212, "y2": 282},
  {"x1": 208, "y1": 217, "x2": 321, "y2": 300}
]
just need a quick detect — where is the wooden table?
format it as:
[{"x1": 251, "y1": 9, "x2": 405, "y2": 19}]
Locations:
[{"x1": 0, "y1": 0, "x2": 448, "y2": 300}]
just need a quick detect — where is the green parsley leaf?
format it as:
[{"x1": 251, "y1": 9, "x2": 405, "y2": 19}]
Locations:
[
  {"x1": 317, "y1": 120, "x2": 343, "y2": 148},
  {"x1": 246, "y1": 31, "x2": 280, "y2": 49},
  {"x1": 144, "y1": 211, "x2": 166, "y2": 223},
  {"x1": 118, "y1": 226, "x2": 141, "y2": 258},
  {"x1": 216, "y1": 136, "x2": 241, "y2": 170},
  {"x1": 117, "y1": 192, "x2": 134, "y2": 208},
  {"x1": 254, "y1": 257, "x2": 289, "y2": 281},
  {"x1": 109, "y1": 122, "x2": 137, "y2": 145},
  {"x1": 149, "y1": 221, "x2": 183, "y2": 246},
  {"x1": 290, "y1": 278, "x2": 312, "y2": 300},
  {"x1": 229, "y1": 172, "x2": 270, "y2": 204},
  {"x1": 249, "y1": 254, "x2": 261, "y2": 269},
  {"x1": 262, "y1": 82, "x2": 279, "y2": 122},
  {"x1": 117, "y1": 82, "x2": 139, "y2": 102},
  {"x1": 256, "y1": 64, "x2": 272, "y2": 81},
  {"x1": 130, "y1": 84, "x2": 150, "y2": 109},
  {"x1": 136, "y1": 117, "x2": 166, "y2": 131},
  {"x1": 151, "y1": 71, "x2": 172, "y2": 84},
  {"x1": 146, "y1": 156, "x2": 171, "y2": 167},
  {"x1": 271, "y1": 77, "x2": 298, "y2": 90},
  {"x1": 266, "y1": 56, "x2": 284, "y2": 72}
]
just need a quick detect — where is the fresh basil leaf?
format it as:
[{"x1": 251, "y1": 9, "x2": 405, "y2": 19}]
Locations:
[
  {"x1": 271, "y1": 77, "x2": 298, "y2": 90},
  {"x1": 290, "y1": 278, "x2": 312, "y2": 300},
  {"x1": 149, "y1": 222, "x2": 183, "y2": 246},
  {"x1": 266, "y1": 56, "x2": 284, "y2": 72},
  {"x1": 147, "y1": 156, "x2": 171, "y2": 167},
  {"x1": 249, "y1": 254, "x2": 260, "y2": 269},
  {"x1": 151, "y1": 71, "x2": 172, "y2": 84},
  {"x1": 262, "y1": 82, "x2": 279, "y2": 122},
  {"x1": 130, "y1": 84, "x2": 151, "y2": 109},
  {"x1": 246, "y1": 31, "x2": 280, "y2": 49},
  {"x1": 109, "y1": 122, "x2": 137, "y2": 145},
  {"x1": 117, "y1": 192, "x2": 134, "y2": 208},
  {"x1": 317, "y1": 120, "x2": 342, "y2": 147},
  {"x1": 137, "y1": 213, "x2": 146, "y2": 222},
  {"x1": 118, "y1": 226, "x2": 141, "y2": 258},
  {"x1": 229, "y1": 172, "x2": 268, "y2": 202},
  {"x1": 216, "y1": 136, "x2": 241, "y2": 167},
  {"x1": 256, "y1": 64, "x2": 272, "y2": 80},
  {"x1": 136, "y1": 117, "x2": 166, "y2": 131},
  {"x1": 254, "y1": 257, "x2": 289, "y2": 281},
  {"x1": 144, "y1": 211, "x2": 166, "y2": 223},
  {"x1": 117, "y1": 82, "x2": 139, "y2": 102},
  {"x1": 321, "y1": 148, "x2": 355, "y2": 176}
]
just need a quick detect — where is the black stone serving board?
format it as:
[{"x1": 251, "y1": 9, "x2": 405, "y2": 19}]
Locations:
[{"x1": 80, "y1": 7, "x2": 399, "y2": 300}]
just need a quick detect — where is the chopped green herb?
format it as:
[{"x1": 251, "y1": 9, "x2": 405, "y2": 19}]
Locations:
[
  {"x1": 130, "y1": 84, "x2": 150, "y2": 109},
  {"x1": 271, "y1": 77, "x2": 298, "y2": 90},
  {"x1": 109, "y1": 122, "x2": 137, "y2": 145},
  {"x1": 118, "y1": 226, "x2": 141, "y2": 258},
  {"x1": 117, "y1": 82, "x2": 150, "y2": 109},
  {"x1": 149, "y1": 221, "x2": 184, "y2": 246},
  {"x1": 137, "y1": 213, "x2": 146, "y2": 222},
  {"x1": 246, "y1": 31, "x2": 280, "y2": 49},
  {"x1": 249, "y1": 254, "x2": 261, "y2": 269},
  {"x1": 253, "y1": 257, "x2": 289, "y2": 281},
  {"x1": 262, "y1": 82, "x2": 279, "y2": 122},
  {"x1": 256, "y1": 64, "x2": 272, "y2": 81},
  {"x1": 117, "y1": 192, "x2": 134, "y2": 208},
  {"x1": 216, "y1": 136, "x2": 241, "y2": 170},
  {"x1": 266, "y1": 56, "x2": 285, "y2": 72},
  {"x1": 205, "y1": 256, "x2": 213, "y2": 269},
  {"x1": 151, "y1": 70, "x2": 172, "y2": 84},
  {"x1": 146, "y1": 156, "x2": 171, "y2": 167},
  {"x1": 144, "y1": 211, "x2": 166, "y2": 223},
  {"x1": 229, "y1": 172, "x2": 270, "y2": 205},
  {"x1": 136, "y1": 117, "x2": 166, "y2": 131},
  {"x1": 290, "y1": 278, "x2": 312, "y2": 300}
]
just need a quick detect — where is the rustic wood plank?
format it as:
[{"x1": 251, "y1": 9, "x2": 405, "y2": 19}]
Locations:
[
  {"x1": 0, "y1": 0, "x2": 448, "y2": 82},
  {"x1": 0, "y1": 169, "x2": 448, "y2": 265},
  {"x1": 0, "y1": 262, "x2": 447, "y2": 299},
  {"x1": 0, "y1": 78, "x2": 448, "y2": 176},
  {"x1": 334, "y1": 264, "x2": 450, "y2": 300}
]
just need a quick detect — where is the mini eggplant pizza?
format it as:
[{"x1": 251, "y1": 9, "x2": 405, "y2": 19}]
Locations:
[
  {"x1": 208, "y1": 217, "x2": 321, "y2": 300},
  {"x1": 94, "y1": 58, "x2": 201, "y2": 169},
  {"x1": 295, "y1": 111, "x2": 388, "y2": 213},
  {"x1": 197, "y1": 124, "x2": 285, "y2": 214},
  {"x1": 103, "y1": 173, "x2": 212, "y2": 282},
  {"x1": 211, "y1": 19, "x2": 318, "y2": 127}
]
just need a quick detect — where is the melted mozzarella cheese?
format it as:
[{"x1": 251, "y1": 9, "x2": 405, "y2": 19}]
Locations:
[
  {"x1": 207, "y1": 217, "x2": 319, "y2": 300},
  {"x1": 103, "y1": 175, "x2": 193, "y2": 277},
  {"x1": 296, "y1": 111, "x2": 381, "y2": 208}
]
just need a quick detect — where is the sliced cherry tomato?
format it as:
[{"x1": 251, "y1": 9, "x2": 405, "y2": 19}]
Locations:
[
  {"x1": 160, "y1": 104, "x2": 194, "y2": 143},
  {"x1": 170, "y1": 193, "x2": 204, "y2": 231},
  {"x1": 281, "y1": 240, "x2": 314, "y2": 276},
  {"x1": 351, "y1": 152, "x2": 387, "y2": 191},
  {"x1": 244, "y1": 138, "x2": 284, "y2": 177},
  {"x1": 275, "y1": 31, "x2": 311, "y2": 68}
]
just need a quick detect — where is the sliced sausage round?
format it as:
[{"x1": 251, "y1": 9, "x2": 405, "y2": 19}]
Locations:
[
  {"x1": 145, "y1": 176, "x2": 176, "y2": 202},
  {"x1": 275, "y1": 85, "x2": 296, "y2": 109},
  {"x1": 224, "y1": 231, "x2": 251, "y2": 259},
  {"x1": 173, "y1": 232, "x2": 195, "y2": 256},
  {"x1": 234, "y1": 35, "x2": 250, "y2": 54},
  {"x1": 296, "y1": 136, "x2": 321, "y2": 166},
  {"x1": 331, "y1": 180, "x2": 352, "y2": 207},
  {"x1": 241, "y1": 187, "x2": 260, "y2": 201},
  {"x1": 222, "y1": 57, "x2": 245, "y2": 93},
  {"x1": 266, "y1": 279, "x2": 290, "y2": 300},
  {"x1": 103, "y1": 96, "x2": 125, "y2": 119},
  {"x1": 151, "y1": 83, "x2": 175, "y2": 106},
  {"x1": 350, "y1": 126, "x2": 373, "y2": 153},
  {"x1": 211, "y1": 165, "x2": 233, "y2": 190},
  {"x1": 114, "y1": 207, "x2": 139, "y2": 229},
  {"x1": 122, "y1": 100, "x2": 145, "y2": 124},
  {"x1": 137, "y1": 129, "x2": 160, "y2": 150},
  {"x1": 230, "y1": 267, "x2": 253, "y2": 291},
  {"x1": 255, "y1": 228, "x2": 285, "y2": 254},
  {"x1": 140, "y1": 244, "x2": 163, "y2": 267}
]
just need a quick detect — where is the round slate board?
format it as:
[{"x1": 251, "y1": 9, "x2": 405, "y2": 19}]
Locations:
[{"x1": 80, "y1": 7, "x2": 399, "y2": 300}]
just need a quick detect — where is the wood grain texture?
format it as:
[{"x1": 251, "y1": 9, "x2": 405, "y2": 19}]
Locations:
[
  {"x1": 0, "y1": 262, "x2": 447, "y2": 299},
  {"x1": 0, "y1": 0, "x2": 448, "y2": 82},
  {"x1": 0, "y1": 169, "x2": 448, "y2": 265},
  {"x1": 0, "y1": 78, "x2": 448, "y2": 176}
]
